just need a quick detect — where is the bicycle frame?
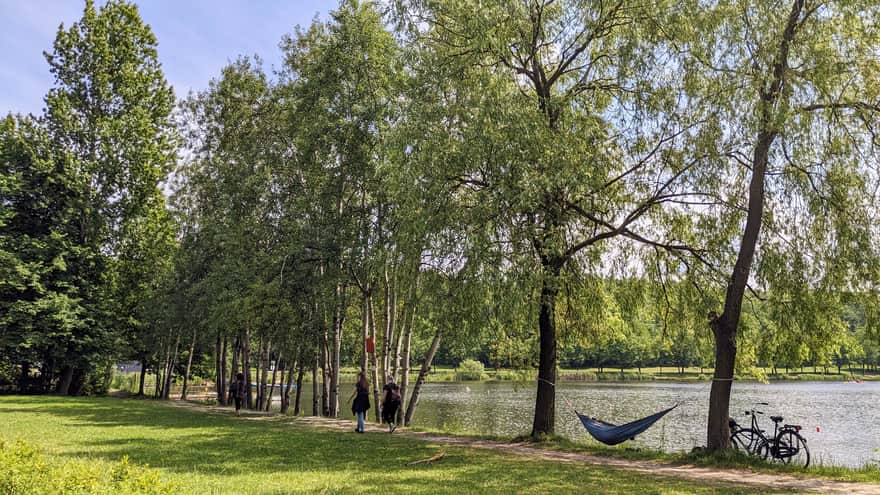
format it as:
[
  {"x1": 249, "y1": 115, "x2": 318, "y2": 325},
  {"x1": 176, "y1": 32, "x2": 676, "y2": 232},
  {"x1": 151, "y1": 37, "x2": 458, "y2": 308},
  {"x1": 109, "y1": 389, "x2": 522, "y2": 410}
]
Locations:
[{"x1": 731, "y1": 402, "x2": 806, "y2": 464}]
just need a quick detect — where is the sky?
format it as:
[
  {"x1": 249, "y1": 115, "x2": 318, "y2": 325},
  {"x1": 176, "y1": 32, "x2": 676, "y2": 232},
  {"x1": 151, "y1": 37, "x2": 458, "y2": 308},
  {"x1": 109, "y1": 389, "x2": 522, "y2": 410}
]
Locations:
[{"x1": 0, "y1": 0, "x2": 336, "y2": 116}]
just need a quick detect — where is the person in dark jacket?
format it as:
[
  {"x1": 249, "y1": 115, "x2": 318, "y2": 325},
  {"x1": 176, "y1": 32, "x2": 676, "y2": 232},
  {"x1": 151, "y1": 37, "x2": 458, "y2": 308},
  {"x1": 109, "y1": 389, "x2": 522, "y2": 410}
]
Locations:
[
  {"x1": 381, "y1": 375, "x2": 401, "y2": 433},
  {"x1": 230, "y1": 372, "x2": 246, "y2": 416},
  {"x1": 349, "y1": 371, "x2": 370, "y2": 433}
]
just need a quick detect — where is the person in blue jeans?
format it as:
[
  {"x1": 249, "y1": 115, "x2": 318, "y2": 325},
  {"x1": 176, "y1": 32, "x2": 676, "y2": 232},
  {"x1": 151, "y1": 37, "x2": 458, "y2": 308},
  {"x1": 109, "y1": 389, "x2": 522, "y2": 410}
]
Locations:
[{"x1": 349, "y1": 371, "x2": 370, "y2": 433}]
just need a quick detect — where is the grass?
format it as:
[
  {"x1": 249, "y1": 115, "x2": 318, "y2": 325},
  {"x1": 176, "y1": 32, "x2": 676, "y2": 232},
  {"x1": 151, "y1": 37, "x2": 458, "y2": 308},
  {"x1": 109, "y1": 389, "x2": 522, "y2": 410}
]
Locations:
[{"x1": 0, "y1": 395, "x2": 793, "y2": 495}]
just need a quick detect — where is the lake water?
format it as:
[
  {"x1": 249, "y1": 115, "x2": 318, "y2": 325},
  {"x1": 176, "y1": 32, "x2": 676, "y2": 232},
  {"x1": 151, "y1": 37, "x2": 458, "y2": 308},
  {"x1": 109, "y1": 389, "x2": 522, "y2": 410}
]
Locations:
[{"x1": 296, "y1": 380, "x2": 880, "y2": 468}]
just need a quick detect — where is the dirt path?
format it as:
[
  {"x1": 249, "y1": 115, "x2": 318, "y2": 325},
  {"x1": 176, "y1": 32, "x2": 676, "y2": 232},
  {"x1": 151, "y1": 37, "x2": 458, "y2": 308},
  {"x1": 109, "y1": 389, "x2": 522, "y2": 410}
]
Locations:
[{"x1": 167, "y1": 400, "x2": 879, "y2": 495}]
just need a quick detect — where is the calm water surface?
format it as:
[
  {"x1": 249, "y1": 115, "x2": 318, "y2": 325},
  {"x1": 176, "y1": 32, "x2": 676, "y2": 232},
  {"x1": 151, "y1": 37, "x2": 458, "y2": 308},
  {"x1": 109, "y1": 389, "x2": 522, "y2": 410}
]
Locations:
[{"x1": 299, "y1": 380, "x2": 880, "y2": 467}]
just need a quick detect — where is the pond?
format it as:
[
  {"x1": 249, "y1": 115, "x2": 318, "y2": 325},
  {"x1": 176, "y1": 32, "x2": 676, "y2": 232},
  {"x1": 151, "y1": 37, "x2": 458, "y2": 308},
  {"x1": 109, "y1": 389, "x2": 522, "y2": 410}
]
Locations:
[{"x1": 296, "y1": 380, "x2": 880, "y2": 468}]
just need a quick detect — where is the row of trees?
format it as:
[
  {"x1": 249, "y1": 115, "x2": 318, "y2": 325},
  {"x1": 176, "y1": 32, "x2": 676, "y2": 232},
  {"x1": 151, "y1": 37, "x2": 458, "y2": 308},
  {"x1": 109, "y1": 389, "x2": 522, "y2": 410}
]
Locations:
[{"x1": 3, "y1": 0, "x2": 880, "y2": 450}]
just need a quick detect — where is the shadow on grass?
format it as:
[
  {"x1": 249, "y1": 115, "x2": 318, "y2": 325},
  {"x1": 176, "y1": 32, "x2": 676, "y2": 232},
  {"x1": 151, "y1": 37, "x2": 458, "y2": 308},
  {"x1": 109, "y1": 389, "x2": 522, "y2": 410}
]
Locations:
[{"x1": 0, "y1": 396, "x2": 776, "y2": 495}]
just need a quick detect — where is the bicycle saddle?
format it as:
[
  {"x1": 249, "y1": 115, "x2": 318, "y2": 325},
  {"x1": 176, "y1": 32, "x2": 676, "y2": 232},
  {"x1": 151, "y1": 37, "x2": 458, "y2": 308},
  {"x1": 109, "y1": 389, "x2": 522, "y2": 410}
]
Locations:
[{"x1": 770, "y1": 415, "x2": 783, "y2": 423}]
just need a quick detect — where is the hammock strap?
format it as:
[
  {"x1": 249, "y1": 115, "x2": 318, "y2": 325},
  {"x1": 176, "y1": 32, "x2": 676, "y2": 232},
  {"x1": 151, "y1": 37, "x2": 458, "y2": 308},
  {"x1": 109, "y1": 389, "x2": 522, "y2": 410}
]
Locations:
[{"x1": 537, "y1": 377, "x2": 556, "y2": 387}]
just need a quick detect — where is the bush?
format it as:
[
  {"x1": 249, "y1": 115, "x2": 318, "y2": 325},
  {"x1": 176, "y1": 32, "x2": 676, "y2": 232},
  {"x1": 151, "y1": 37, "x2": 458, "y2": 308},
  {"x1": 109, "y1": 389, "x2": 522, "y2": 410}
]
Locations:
[
  {"x1": 0, "y1": 439, "x2": 176, "y2": 494},
  {"x1": 455, "y1": 359, "x2": 488, "y2": 381},
  {"x1": 493, "y1": 369, "x2": 536, "y2": 381}
]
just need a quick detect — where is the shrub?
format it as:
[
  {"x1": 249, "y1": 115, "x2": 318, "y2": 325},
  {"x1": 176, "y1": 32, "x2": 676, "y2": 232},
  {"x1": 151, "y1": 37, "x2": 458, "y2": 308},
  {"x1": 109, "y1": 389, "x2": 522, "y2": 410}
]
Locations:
[
  {"x1": 494, "y1": 369, "x2": 536, "y2": 381},
  {"x1": 455, "y1": 359, "x2": 488, "y2": 381},
  {"x1": 0, "y1": 439, "x2": 177, "y2": 494}
]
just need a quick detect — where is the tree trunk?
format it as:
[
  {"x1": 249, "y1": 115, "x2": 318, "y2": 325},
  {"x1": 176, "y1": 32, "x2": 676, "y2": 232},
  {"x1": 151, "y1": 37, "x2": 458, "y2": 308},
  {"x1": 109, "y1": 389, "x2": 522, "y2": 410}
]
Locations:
[
  {"x1": 181, "y1": 330, "x2": 197, "y2": 400},
  {"x1": 39, "y1": 358, "x2": 54, "y2": 393},
  {"x1": 227, "y1": 335, "x2": 240, "y2": 404},
  {"x1": 57, "y1": 364, "x2": 74, "y2": 395},
  {"x1": 266, "y1": 352, "x2": 279, "y2": 412},
  {"x1": 532, "y1": 263, "x2": 560, "y2": 437},
  {"x1": 294, "y1": 360, "x2": 304, "y2": 416},
  {"x1": 398, "y1": 299, "x2": 415, "y2": 424},
  {"x1": 706, "y1": 132, "x2": 771, "y2": 449},
  {"x1": 329, "y1": 281, "x2": 345, "y2": 418},
  {"x1": 242, "y1": 331, "x2": 252, "y2": 409},
  {"x1": 220, "y1": 336, "x2": 229, "y2": 405},
  {"x1": 368, "y1": 294, "x2": 381, "y2": 422},
  {"x1": 281, "y1": 359, "x2": 295, "y2": 414},
  {"x1": 382, "y1": 267, "x2": 396, "y2": 386},
  {"x1": 321, "y1": 331, "x2": 330, "y2": 416},
  {"x1": 706, "y1": 0, "x2": 801, "y2": 450},
  {"x1": 312, "y1": 349, "x2": 320, "y2": 416},
  {"x1": 162, "y1": 334, "x2": 180, "y2": 399},
  {"x1": 258, "y1": 338, "x2": 271, "y2": 411},
  {"x1": 215, "y1": 335, "x2": 224, "y2": 403},
  {"x1": 17, "y1": 361, "x2": 30, "y2": 392},
  {"x1": 360, "y1": 291, "x2": 370, "y2": 372},
  {"x1": 404, "y1": 328, "x2": 442, "y2": 426},
  {"x1": 254, "y1": 337, "x2": 263, "y2": 409},
  {"x1": 138, "y1": 357, "x2": 148, "y2": 396},
  {"x1": 153, "y1": 361, "x2": 161, "y2": 398}
]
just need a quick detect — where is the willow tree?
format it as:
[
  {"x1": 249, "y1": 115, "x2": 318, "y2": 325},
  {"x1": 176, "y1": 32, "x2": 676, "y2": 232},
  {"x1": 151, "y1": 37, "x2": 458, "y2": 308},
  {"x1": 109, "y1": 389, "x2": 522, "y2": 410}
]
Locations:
[
  {"x1": 673, "y1": 0, "x2": 880, "y2": 449},
  {"x1": 398, "y1": 0, "x2": 702, "y2": 435}
]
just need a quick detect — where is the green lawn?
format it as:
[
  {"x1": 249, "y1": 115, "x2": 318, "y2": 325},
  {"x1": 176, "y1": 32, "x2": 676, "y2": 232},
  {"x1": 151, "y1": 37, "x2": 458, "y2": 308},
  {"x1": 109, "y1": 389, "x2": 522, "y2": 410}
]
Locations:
[{"x1": 0, "y1": 395, "x2": 790, "y2": 495}]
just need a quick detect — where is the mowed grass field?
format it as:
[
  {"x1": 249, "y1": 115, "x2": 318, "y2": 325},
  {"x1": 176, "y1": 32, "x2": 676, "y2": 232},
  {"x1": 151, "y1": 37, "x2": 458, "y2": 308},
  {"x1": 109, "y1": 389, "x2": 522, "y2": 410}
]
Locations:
[{"x1": 0, "y1": 395, "x2": 792, "y2": 495}]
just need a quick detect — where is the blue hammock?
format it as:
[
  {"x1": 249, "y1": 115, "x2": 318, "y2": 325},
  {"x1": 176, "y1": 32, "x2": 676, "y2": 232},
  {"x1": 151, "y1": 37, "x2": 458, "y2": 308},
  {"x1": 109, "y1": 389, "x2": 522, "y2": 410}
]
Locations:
[{"x1": 576, "y1": 404, "x2": 678, "y2": 446}]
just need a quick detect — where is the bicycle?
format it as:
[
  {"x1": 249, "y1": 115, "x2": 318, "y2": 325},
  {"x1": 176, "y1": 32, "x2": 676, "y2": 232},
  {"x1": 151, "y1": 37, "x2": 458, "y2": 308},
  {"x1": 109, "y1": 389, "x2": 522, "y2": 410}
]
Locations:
[{"x1": 728, "y1": 402, "x2": 810, "y2": 468}]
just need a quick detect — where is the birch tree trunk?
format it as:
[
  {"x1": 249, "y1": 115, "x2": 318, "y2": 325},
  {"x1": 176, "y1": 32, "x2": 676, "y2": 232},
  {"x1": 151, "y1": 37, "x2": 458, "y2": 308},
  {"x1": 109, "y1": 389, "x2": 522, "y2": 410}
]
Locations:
[
  {"x1": 281, "y1": 359, "x2": 295, "y2": 414},
  {"x1": 161, "y1": 334, "x2": 179, "y2": 399},
  {"x1": 397, "y1": 306, "x2": 414, "y2": 424},
  {"x1": 220, "y1": 336, "x2": 228, "y2": 405},
  {"x1": 242, "y1": 330, "x2": 252, "y2": 409},
  {"x1": 321, "y1": 331, "x2": 330, "y2": 416},
  {"x1": 227, "y1": 335, "x2": 240, "y2": 404},
  {"x1": 404, "y1": 328, "x2": 441, "y2": 426},
  {"x1": 329, "y1": 281, "x2": 345, "y2": 418},
  {"x1": 180, "y1": 329, "x2": 197, "y2": 400},
  {"x1": 368, "y1": 295, "x2": 381, "y2": 422},
  {"x1": 312, "y1": 349, "x2": 320, "y2": 416},
  {"x1": 266, "y1": 351, "x2": 279, "y2": 412}
]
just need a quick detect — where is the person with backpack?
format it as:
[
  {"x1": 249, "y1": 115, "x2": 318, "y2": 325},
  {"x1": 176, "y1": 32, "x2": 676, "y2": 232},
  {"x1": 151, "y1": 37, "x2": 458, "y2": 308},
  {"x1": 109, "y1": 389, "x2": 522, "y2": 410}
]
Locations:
[
  {"x1": 230, "y1": 372, "x2": 245, "y2": 416},
  {"x1": 349, "y1": 371, "x2": 370, "y2": 433},
  {"x1": 381, "y1": 375, "x2": 401, "y2": 433}
]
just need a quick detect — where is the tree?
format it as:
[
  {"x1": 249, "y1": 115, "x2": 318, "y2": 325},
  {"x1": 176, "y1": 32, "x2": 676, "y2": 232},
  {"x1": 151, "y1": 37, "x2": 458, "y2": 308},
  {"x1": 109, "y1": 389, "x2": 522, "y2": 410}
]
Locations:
[
  {"x1": 39, "y1": 0, "x2": 177, "y2": 393},
  {"x1": 676, "y1": 0, "x2": 880, "y2": 449},
  {"x1": 397, "y1": 0, "x2": 701, "y2": 435},
  {"x1": 0, "y1": 115, "x2": 88, "y2": 393}
]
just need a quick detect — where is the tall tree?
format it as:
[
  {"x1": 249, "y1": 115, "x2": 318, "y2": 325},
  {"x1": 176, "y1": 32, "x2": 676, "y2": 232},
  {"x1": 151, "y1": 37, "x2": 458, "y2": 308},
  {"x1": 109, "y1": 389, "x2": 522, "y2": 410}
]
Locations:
[
  {"x1": 675, "y1": 0, "x2": 880, "y2": 449},
  {"x1": 40, "y1": 0, "x2": 177, "y2": 393},
  {"x1": 397, "y1": 0, "x2": 699, "y2": 436}
]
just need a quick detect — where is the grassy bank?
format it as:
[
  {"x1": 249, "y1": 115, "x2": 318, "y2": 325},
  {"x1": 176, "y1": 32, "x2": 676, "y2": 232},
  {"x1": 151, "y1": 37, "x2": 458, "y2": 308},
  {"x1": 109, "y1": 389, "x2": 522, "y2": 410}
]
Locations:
[{"x1": 0, "y1": 395, "x2": 789, "y2": 495}]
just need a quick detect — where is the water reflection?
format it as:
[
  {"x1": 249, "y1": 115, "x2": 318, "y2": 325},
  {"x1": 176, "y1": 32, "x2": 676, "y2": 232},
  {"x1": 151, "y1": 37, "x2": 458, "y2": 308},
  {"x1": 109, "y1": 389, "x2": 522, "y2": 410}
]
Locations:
[{"x1": 294, "y1": 380, "x2": 880, "y2": 467}]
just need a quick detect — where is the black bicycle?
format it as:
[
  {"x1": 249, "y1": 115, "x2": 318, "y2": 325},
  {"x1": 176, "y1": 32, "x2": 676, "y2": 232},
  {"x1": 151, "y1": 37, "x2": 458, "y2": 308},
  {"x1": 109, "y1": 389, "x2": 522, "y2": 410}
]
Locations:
[{"x1": 729, "y1": 402, "x2": 810, "y2": 468}]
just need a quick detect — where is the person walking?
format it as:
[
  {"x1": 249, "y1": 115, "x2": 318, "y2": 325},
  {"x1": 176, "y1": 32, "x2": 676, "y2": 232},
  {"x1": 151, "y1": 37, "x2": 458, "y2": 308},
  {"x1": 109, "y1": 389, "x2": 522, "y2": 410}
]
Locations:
[
  {"x1": 230, "y1": 372, "x2": 246, "y2": 416},
  {"x1": 381, "y1": 375, "x2": 401, "y2": 433},
  {"x1": 349, "y1": 371, "x2": 370, "y2": 433}
]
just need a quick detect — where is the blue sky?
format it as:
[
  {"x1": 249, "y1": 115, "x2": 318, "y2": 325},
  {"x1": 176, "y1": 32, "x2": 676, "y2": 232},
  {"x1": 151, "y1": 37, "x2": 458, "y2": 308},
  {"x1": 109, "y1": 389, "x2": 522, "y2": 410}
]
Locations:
[{"x1": 0, "y1": 0, "x2": 336, "y2": 116}]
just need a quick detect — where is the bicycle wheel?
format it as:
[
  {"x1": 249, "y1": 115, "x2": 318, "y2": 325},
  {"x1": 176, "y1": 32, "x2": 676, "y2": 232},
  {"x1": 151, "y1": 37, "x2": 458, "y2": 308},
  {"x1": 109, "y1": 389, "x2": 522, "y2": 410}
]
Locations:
[
  {"x1": 730, "y1": 428, "x2": 762, "y2": 455},
  {"x1": 774, "y1": 429, "x2": 810, "y2": 468}
]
